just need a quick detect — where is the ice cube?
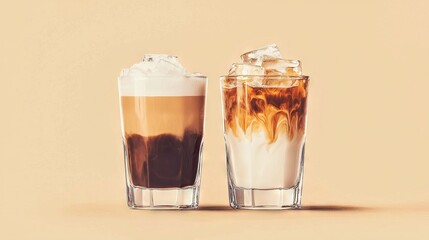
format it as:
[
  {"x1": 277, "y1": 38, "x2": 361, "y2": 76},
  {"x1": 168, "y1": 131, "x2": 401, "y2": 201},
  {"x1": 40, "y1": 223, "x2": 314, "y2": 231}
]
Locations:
[
  {"x1": 262, "y1": 59, "x2": 302, "y2": 76},
  {"x1": 125, "y1": 54, "x2": 186, "y2": 76},
  {"x1": 262, "y1": 77, "x2": 299, "y2": 87},
  {"x1": 228, "y1": 63, "x2": 265, "y2": 76},
  {"x1": 144, "y1": 55, "x2": 185, "y2": 75},
  {"x1": 120, "y1": 54, "x2": 186, "y2": 79},
  {"x1": 241, "y1": 44, "x2": 282, "y2": 66},
  {"x1": 154, "y1": 58, "x2": 186, "y2": 75},
  {"x1": 226, "y1": 63, "x2": 264, "y2": 88},
  {"x1": 142, "y1": 54, "x2": 171, "y2": 62}
]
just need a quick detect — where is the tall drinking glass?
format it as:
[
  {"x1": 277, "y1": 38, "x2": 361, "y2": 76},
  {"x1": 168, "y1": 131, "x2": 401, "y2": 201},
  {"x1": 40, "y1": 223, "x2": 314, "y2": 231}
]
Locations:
[
  {"x1": 118, "y1": 55, "x2": 206, "y2": 209},
  {"x1": 221, "y1": 75, "x2": 309, "y2": 209}
]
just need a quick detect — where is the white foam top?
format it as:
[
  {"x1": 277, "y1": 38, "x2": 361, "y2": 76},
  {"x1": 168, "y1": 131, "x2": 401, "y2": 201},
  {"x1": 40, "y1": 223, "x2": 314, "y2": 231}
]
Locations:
[{"x1": 118, "y1": 54, "x2": 206, "y2": 96}]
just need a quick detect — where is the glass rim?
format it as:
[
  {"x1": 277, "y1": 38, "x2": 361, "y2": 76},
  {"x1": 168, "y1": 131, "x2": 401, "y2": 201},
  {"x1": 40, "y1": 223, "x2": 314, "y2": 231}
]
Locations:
[{"x1": 220, "y1": 75, "x2": 309, "y2": 80}]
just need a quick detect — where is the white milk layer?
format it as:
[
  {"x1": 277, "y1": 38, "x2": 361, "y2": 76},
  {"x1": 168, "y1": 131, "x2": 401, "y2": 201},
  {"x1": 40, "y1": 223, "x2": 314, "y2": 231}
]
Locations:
[
  {"x1": 225, "y1": 128, "x2": 305, "y2": 189},
  {"x1": 118, "y1": 75, "x2": 206, "y2": 96}
]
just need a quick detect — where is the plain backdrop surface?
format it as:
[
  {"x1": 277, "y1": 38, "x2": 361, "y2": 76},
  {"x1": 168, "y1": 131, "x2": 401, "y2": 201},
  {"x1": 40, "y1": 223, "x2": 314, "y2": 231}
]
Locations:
[{"x1": 1, "y1": 0, "x2": 428, "y2": 239}]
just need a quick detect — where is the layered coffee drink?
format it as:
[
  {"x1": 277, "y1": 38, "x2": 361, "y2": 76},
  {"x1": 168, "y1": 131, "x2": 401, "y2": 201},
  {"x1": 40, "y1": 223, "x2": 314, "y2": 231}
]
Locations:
[
  {"x1": 121, "y1": 96, "x2": 204, "y2": 188},
  {"x1": 118, "y1": 54, "x2": 206, "y2": 209},
  {"x1": 223, "y1": 77, "x2": 308, "y2": 189},
  {"x1": 221, "y1": 44, "x2": 309, "y2": 209}
]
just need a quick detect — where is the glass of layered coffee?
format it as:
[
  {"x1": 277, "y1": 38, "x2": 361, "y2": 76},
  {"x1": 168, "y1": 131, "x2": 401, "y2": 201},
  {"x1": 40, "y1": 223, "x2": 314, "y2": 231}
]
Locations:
[
  {"x1": 118, "y1": 55, "x2": 206, "y2": 209},
  {"x1": 221, "y1": 45, "x2": 309, "y2": 209}
]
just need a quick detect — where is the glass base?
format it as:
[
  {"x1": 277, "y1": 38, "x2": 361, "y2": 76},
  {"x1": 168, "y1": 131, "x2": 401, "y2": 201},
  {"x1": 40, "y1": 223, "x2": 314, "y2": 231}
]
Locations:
[
  {"x1": 127, "y1": 185, "x2": 199, "y2": 209},
  {"x1": 228, "y1": 186, "x2": 302, "y2": 209}
]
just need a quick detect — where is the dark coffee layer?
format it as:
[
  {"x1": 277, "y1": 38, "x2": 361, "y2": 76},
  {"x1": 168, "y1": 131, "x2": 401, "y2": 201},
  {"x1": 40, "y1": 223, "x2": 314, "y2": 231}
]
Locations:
[{"x1": 126, "y1": 130, "x2": 202, "y2": 188}]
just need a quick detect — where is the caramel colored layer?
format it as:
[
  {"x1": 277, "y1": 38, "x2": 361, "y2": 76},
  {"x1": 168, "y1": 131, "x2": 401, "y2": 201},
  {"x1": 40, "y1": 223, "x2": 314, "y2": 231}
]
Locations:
[
  {"x1": 222, "y1": 78, "x2": 308, "y2": 143},
  {"x1": 120, "y1": 96, "x2": 205, "y2": 137}
]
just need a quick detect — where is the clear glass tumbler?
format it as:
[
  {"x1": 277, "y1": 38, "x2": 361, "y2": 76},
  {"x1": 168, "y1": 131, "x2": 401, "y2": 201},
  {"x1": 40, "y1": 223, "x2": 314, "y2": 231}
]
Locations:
[
  {"x1": 221, "y1": 75, "x2": 309, "y2": 209},
  {"x1": 118, "y1": 69, "x2": 207, "y2": 209}
]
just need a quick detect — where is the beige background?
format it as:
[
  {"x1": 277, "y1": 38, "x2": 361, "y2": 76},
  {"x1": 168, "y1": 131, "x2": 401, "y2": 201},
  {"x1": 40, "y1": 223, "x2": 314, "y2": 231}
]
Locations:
[{"x1": 1, "y1": 0, "x2": 429, "y2": 239}]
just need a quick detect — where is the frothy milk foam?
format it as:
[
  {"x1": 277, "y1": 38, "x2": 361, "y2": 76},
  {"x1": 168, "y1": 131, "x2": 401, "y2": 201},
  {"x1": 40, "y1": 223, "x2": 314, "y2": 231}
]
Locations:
[{"x1": 118, "y1": 54, "x2": 206, "y2": 96}]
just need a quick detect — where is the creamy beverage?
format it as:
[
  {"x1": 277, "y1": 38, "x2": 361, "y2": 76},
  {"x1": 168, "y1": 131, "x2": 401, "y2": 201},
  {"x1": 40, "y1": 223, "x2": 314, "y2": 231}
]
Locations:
[
  {"x1": 118, "y1": 54, "x2": 206, "y2": 209},
  {"x1": 221, "y1": 44, "x2": 309, "y2": 209},
  {"x1": 222, "y1": 78, "x2": 308, "y2": 189}
]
